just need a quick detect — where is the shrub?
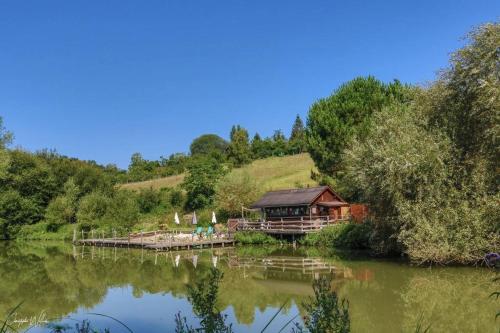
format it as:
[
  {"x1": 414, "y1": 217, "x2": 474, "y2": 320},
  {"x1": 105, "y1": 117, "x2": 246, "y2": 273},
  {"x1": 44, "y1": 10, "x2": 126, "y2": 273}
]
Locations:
[
  {"x1": 215, "y1": 172, "x2": 260, "y2": 217},
  {"x1": 293, "y1": 276, "x2": 350, "y2": 333},
  {"x1": 301, "y1": 223, "x2": 372, "y2": 249},
  {"x1": 102, "y1": 190, "x2": 140, "y2": 231},
  {"x1": 76, "y1": 191, "x2": 111, "y2": 225},
  {"x1": 234, "y1": 231, "x2": 278, "y2": 245},
  {"x1": 169, "y1": 188, "x2": 185, "y2": 207},
  {"x1": 136, "y1": 187, "x2": 162, "y2": 213}
]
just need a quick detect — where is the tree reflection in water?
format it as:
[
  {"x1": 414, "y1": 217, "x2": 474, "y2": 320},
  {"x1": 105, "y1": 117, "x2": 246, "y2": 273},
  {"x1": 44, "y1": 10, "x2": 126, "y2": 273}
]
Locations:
[{"x1": 0, "y1": 242, "x2": 498, "y2": 332}]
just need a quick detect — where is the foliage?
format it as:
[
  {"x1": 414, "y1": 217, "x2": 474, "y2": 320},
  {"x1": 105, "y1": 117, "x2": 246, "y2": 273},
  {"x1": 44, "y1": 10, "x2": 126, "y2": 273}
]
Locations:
[
  {"x1": 45, "y1": 178, "x2": 80, "y2": 229},
  {"x1": 293, "y1": 276, "x2": 350, "y2": 333},
  {"x1": 182, "y1": 157, "x2": 228, "y2": 210},
  {"x1": 169, "y1": 188, "x2": 186, "y2": 208},
  {"x1": 215, "y1": 172, "x2": 260, "y2": 217},
  {"x1": 345, "y1": 62, "x2": 499, "y2": 263},
  {"x1": 76, "y1": 191, "x2": 112, "y2": 226},
  {"x1": 289, "y1": 115, "x2": 307, "y2": 154},
  {"x1": 136, "y1": 187, "x2": 162, "y2": 213},
  {"x1": 16, "y1": 222, "x2": 75, "y2": 240},
  {"x1": 122, "y1": 153, "x2": 318, "y2": 193},
  {"x1": 0, "y1": 117, "x2": 12, "y2": 180},
  {"x1": 424, "y1": 23, "x2": 499, "y2": 190},
  {"x1": 0, "y1": 189, "x2": 41, "y2": 238},
  {"x1": 190, "y1": 134, "x2": 229, "y2": 157},
  {"x1": 234, "y1": 231, "x2": 278, "y2": 245},
  {"x1": 176, "y1": 268, "x2": 233, "y2": 333},
  {"x1": 306, "y1": 76, "x2": 414, "y2": 175},
  {"x1": 300, "y1": 223, "x2": 372, "y2": 249},
  {"x1": 103, "y1": 190, "x2": 140, "y2": 230},
  {"x1": 227, "y1": 125, "x2": 252, "y2": 167}
]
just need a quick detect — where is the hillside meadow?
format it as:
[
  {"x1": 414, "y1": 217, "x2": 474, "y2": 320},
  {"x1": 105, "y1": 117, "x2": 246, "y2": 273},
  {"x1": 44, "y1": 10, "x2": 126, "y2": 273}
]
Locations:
[{"x1": 120, "y1": 153, "x2": 318, "y2": 192}]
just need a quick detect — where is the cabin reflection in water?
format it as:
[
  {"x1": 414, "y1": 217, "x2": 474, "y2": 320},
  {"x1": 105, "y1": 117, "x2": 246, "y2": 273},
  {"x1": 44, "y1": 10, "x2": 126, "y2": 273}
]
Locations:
[{"x1": 73, "y1": 245, "x2": 373, "y2": 286}]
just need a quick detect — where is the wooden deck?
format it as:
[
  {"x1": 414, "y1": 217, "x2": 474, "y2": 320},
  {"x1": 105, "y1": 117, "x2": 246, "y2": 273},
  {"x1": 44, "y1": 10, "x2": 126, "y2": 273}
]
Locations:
[
  {"x1": 77, "y1": 231, "x2": 235, "y2": 251},
  {"x1": 233, "y1": 216, "x2": 349, "y2": 235}
]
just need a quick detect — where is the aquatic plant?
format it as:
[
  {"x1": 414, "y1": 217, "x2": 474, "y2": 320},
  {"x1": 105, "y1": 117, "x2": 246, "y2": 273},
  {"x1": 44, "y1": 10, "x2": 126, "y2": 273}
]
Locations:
[
  {"x1": 292, "y1": 276, "x2": 350, "y2": 333},
  {"x1": 176, "y1": 267, "x2": 233, "y2": 333}
]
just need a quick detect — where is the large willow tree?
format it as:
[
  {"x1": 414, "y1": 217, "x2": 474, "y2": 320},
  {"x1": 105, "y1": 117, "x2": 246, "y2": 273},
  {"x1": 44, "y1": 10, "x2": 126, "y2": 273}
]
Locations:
[{"x1": 345, "y1": 22, "x2": 500, "y2": 264}]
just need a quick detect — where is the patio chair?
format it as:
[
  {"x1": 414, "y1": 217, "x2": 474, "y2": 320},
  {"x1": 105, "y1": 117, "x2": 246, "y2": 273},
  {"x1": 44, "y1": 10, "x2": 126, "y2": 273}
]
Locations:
[
  {"x1": 205, "y1": 226, "x2": 214, "y2": 238},
  {"x1": 192, "y1": 226, "x2": 204, "y2": 240}
]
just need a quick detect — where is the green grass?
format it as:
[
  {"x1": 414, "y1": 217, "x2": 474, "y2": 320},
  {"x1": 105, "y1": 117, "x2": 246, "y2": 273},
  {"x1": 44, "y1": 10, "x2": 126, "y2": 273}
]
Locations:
[
  {"x1": 16, "y1": 223, "x2": 76, "y2": 241},
  {"x1": 120, "y1": 173, "x2": 185, "y2": 191},
  {"x1": 120, "y1": 153, "x2": 318, "y2": 191},
  {"x1": 234, "y1": 231, "x2": 279, "y2": 245}
]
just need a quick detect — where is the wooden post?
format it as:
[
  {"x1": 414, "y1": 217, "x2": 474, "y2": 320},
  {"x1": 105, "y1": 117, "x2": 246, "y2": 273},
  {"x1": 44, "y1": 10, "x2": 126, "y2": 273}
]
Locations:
[
  {"x1": 81, "y1": 229, "x2": 84, "y2": 241},
  {"x1": 140, "y1": 231, "x2": 143, "y2": 247},
  {"x1": 73, "y1": 228, "x2": 77, "y2": 243}
]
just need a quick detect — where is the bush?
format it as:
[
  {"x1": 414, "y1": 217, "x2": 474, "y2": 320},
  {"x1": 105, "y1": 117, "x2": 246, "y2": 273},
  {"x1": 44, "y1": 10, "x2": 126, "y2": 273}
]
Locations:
[
  {"x1": 102, "y1": 190, "x2": 140, "y2": 231},
  {"x1": 16, "y1": 222, "x2": 75, "y2": 240},
  {"x1": 76, "y1": 191, "x2": 111, "y2": 226},
  {"x1": 136, "y1": 187, "x2": 162, "y2": 213},
  {"x1": 215, "y1": 172, "x2": 260, "y2": 217},
  {"x1": 169, "y1": 188, "x2": 185, "y2": 207},
  {"x1": 301, "y1": 223, "x2": 372, "y2": 249},
  {"x1": 234, "y1": 231, "x2": 278, "y2": 245}
]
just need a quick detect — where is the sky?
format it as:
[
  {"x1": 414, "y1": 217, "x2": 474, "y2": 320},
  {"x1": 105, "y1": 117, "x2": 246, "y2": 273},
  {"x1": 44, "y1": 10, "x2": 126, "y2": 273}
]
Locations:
[{"x1": 0, "y1": 1, "x2": 498, "y2": 168}]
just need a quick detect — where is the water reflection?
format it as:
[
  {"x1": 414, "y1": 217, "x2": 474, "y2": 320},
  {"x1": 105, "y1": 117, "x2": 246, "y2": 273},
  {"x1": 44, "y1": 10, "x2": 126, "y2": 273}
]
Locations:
[{"x1": 0, "y1": 242, "x2": 497, "y2": 332}]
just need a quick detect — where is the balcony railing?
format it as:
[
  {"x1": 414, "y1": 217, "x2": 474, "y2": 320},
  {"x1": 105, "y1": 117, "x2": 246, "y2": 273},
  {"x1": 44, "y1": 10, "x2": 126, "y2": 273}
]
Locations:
[{"x1": 232, "y1": 215, "x2": 350, "y2": 234}]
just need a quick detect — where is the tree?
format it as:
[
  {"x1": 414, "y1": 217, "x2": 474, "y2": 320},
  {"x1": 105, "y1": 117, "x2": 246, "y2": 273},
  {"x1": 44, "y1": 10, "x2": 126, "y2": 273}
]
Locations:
[
  {"x1": 182, "y1": 157, "x2": 228, "y2": 210},
  {"x1": 424, "y1": 23, "x2": 499, "y2": 189},
  {"x1": 45, "y1": 178, "x2": 80, "y2": 227},
  {"x1": 227, "y1": 125, "x2": 252, "y2": 167},
  {"x1": 271, "y1": 130, "x2": 288, "y2": 156},
  {"x1": 345, "y1": 103, "x2": 499, "y2": 263},
  {"x1": 190, "y1": 134, "x2": 229, "y2": 157},
  {"x1": 76, "y1": 191, "x2": 111, "y2": 225},
  {"x1": 215, "y1": 172, "x2": 260, "y2": 217},
  {"x1": 294, "y1": 276, "x2": 350, "y2": 333},
  {"x1": 0, "y1": 117, "x2": 12, "y2": 179},
  {"x1": 306, "y1": 76, "x2": 413, "y2": 174},
  {"x1": 289, "y1": 115, "x2": 307, "y2": 154},
  {"x1": 127, "y1": 152, "x2": 159, "y2": 181},
  {"x1": 106, "y1": 190, "x2": 140, "y2": 230}
]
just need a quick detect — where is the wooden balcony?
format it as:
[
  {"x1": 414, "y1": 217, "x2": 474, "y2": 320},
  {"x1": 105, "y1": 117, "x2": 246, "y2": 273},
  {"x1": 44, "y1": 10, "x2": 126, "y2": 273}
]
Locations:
[{"x1": 232, "y1": 215, "x2": 350, "y2": 235}]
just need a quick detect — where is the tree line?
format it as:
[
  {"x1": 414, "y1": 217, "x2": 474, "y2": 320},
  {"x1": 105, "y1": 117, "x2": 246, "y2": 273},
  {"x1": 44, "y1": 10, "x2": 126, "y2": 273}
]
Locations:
[{"x1": 125, "y1": 115, "x2": 307, "y2": 182}]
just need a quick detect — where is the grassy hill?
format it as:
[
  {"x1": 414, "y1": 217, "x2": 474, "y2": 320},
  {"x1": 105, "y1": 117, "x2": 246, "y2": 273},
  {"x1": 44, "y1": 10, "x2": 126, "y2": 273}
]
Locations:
[{"x1": 120, "y1": 153, "x2": 318, "y2": 191}]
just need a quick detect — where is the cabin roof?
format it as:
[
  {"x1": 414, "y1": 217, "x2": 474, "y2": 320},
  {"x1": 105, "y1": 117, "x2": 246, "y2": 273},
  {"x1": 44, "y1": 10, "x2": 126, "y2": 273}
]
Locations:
[{"x1": 251, "y1": 186, "x2": 344, "y2": 208}]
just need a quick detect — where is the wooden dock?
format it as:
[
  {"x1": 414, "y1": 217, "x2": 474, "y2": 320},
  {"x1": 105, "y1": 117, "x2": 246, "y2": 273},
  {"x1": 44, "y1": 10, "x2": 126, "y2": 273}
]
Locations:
[
  {"x1": 78, "y1": 237, "x2": 235, "y2": 250},
  {"x1": 77, "y1": 229, "x2": 235, "y2": 251}
]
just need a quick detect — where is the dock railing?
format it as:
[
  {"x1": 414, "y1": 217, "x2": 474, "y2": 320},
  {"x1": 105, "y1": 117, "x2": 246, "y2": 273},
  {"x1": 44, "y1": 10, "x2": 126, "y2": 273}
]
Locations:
[{"x1": 233, "y1": 215, "x2": 350, "y2": 234}]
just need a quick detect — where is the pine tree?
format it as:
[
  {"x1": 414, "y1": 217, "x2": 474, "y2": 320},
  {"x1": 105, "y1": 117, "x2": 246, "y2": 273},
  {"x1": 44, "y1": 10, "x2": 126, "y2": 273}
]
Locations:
[
  {"x1": 289, "y1": 115, "x2": 306, "y2": 154},
  {"x1": 227, "y1": 125, "x2": 252, "y2": 167}
]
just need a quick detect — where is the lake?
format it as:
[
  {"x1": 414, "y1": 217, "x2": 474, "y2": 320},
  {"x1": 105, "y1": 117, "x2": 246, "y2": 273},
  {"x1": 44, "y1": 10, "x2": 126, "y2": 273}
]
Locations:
[{"x1": 0, "y1": 242, "x2": 498, "y2": 332}]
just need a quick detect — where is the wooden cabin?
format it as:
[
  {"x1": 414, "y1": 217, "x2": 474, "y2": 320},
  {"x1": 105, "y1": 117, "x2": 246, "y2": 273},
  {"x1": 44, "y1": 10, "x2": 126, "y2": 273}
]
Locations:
[{"x1": 250, "y1": 186, "x2": 350, "y2": 221}]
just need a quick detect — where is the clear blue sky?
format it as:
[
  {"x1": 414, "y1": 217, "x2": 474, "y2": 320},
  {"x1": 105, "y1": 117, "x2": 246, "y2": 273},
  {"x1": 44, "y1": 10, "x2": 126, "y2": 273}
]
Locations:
[{"x1": 1, "y1": 1, "x2": 498, "y2": 168}]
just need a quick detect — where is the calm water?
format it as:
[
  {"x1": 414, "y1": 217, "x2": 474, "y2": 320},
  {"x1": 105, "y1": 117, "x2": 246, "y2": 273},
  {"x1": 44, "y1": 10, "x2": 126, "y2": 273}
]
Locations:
[{"x1": 0, "y1": 242, "x2": 498, "y2": 333}]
